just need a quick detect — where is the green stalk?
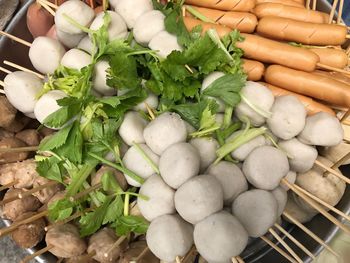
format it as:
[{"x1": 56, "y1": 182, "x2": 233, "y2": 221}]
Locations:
[
  {"x1": 62, "y1": 14, "x2": 93, "y2": 34},
  {"x1": 124, "y1": 194, "x2": 130, "y2": 216},
  {"x1": 185, "y1": 5, "x2": 216, "y2": 23},
  {"x1": 88, "y1": 152, "x2": 145, "y2": 185},
  {"x1": 240, "y1": 93, "x2": 272, "y2": 119},
  {"x1": 66, "y1": 161, "x2": 97, "y2": 197},
  {"x1": 190, "y1": 125, "x2": 220, "y2": 137},
  {"x1": 221, "y1": 122, "x2": 242, "y2": 139},
  {"x1": 207, "y1": 29, "x2": 232, "y2": 61},
  {"x1": 127, "y1": 50, "x2": 158, "y2": 57},
  {"x1": 83, "y1": 181, "x2": 101, "y2": 207},
  {"x1": 223, "y1": 106, "x2": 233, "y2": 129},
  {"x1": 215, "y1": 127, "x2": 267, "y2": 164},
  {"x1": 133, "y1": 142, "x2": 160, "y2": 174}
]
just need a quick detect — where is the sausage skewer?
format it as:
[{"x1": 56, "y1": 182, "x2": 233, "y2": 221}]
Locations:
[
  {"x1": 4, "y1": 60, "x2": 44, "y2": 79},
  {"x1": 337, "y1": 0, "x2": 344, "y2": 24}
]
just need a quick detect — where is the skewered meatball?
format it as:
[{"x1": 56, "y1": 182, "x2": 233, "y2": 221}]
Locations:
[
  {"x1": 32, "y1": 176, "x2": 63, "y2": 204},
  {"x1": 46, "y1": 223, "x2": 87, "y2": 258},
  {"x1": 0, "y1": 159, "x2": 38, "y2": 188},
  {"x1": 2, "y1": 188, "x2": 41, "y2": 221},
  {"x1": 87, "y1": 228, "x2": 127, "y2": 263},
  {"x1": 0, "y1": 96, "x2": 17, "y2": 129},
  {"x1": 11, "y1": 211, "x2": 46, "y2": 248},
  {"x1": 119, "y1": 240, "x2": 159, "y2": 263},
  {"x1": 0, "y1": 137, "x2": 29, "y2": 164},
  {"x1": 15, "y1": 129, "x2": 42, "y2": 146}
]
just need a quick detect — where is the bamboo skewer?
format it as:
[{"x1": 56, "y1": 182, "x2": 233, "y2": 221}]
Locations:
[
  {"x1": 260, "y1": 236, "x2": 296, "y2": 263},
  {"x1": 45, "y1": 208, "x2": 93, "y2": 231},
  {"x1": 337, "y1": 0, "x2": 344, "y2": 24},
  {"x1": 20, "y1": 244, "x2": 54, "y2": 263},
  {"x1": 232, "y1": 256, "x2": 244, "y2": 263},
  {"x1": 19, "y1": 181, "x2": 58, "y2": 199},
  {"x1": 0, "y1": 180, "x2": 18, "y2": 192},
  {"x1": 0, "y1": 210, "x2": 49, "y2": 237},
  {"x1": 0, "y1": 67, "x2": 11, "y2": 74},
  {"x1": 306, "y1": 0, "x2": 311, "y2": 9},
  {"x1": 283, "y1": 212, "x2": 340, "y2": 258},
  {"x1": 312, "y1": 0, "x2": 317, "y2": 10},
  {"x1": 37, "y1": 0, "x2": 56, "y2": 16},
  {"x1": 273, "y1": 223, "x2": 315, "y2": 260},
  {"x1": 0, "y1": 31, "x2": 31, "y2": 47},
  {"x1": 340, "y1": 108, "x2": 350, "y2": 122},
  {"x1": 0, "y1": 146, "x2": 39, "y2": 153},
  {"x1": 292, "y1": 183, "x2": 350, "y2": 222},
  {"x1": 317, "y1": 62, "x2": 350, "y2": 76},
  {"x1": 4, "y1": 60, "x2": 44, "y2": 79},
  {"x1": 176, "y1": 256, "x2": 182, "y2": 263},
  {"x1": 268, "y1": 228, "x2": 303, "y2": 263},
  {"x1": 282, "y1": 179, "x2": 350, "y2": 235},
  {"x1": 181, "y1": 246, "x2": 197, "y2": 262},
  {"x1": 103, "y1": 236, "x2": 127, "y2": 258},
  {"x1": 329, "y1": 0, "x2": 339, "y2": 24},
  {"x1": 70, "y1": 183, "x2": 102, "y2": 202},
  {"x1": 0, "y1": 80, "x2": 4, "y2": 87},
  {"x1": 314, "y1": 159, "x2": 350, "y2": 184},
  {"x1": 330, "y1": 151, "x2": 350, "y2": 170},
  {"x1": 133, "y1": 246, "x2": 150, "y2": 262},
  {"x1": 145, "y1": 102, "x2": 155, "y2": 120},
  {"x1": 38, "y1": 0, "x2": 58, "y2": 9},
  {"x1": 0, "y1": 193, "x2": 22, "y2": 206}
]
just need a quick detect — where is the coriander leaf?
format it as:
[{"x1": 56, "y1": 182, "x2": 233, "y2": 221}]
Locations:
[
  {"x1": 102, "y1": 171, "x2": 123, "y2": 194},
  {"x1": 199, "y1": 99, "x2": 219, "y2": 131},
  {"x1": 36, "y1": 156, "x2": 63, "y2": 183},
  {"x1": 79, "y1": 196, "x2": 113, "y2": 237},
  {"x1": 48, "y1": 198, "x2": 75, "y2": 222},
  {"x1": 103, "y1": 196, "x2": 123, "y2": 224},
  {"x1": 114, "y1": 215, "x2": 149, "y2": 236},
  {"x1": 202, "y1": 73, "x2": 245, "y2": 107},
  {"x1": 38, "y1": 123, "x2": 73, "y2": 151}
]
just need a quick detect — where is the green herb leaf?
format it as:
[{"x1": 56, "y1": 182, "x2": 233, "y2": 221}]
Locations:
[{"x1": 114, "y1": 215, "x2": 149, "y2": 236}]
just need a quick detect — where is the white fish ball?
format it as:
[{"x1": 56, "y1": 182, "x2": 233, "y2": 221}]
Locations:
[
  {"x1": 57, "y1": 29, "x2": 85, "y2": 49},
  {"x1": 235, "y1": 81, "x2": 274, "y2": 126},
  {"x1": 267, "y1": 95, "x2": 306, "y2": 140},
  {"x1": 194, "y1": 212, "x2": 248, "y2": 263},
  {"x1": 77, "y1": 36, "x2": 94, "y2": 54},
  {"x1": 159, "y1": 143, "x2": 200, "y2": 189},
  {"x1": 190, "y1": 137, "x2": 219, "y2": 172},
  {"x1": 29, "y1": 36, "x2": 66, "y2": 74},
  {"x1": 146, "y1": 214, "x2": 193, "y2": 262},
  {"x1": 148, "y1": 31, "x2": 182, "y2": 59},
  {"x1": 92, "y1": 60, "x2": 116, "y2": 96},
  {"x1": 119, "y1": 111, "x2": 148, "y2": 146},
  {"x1": 89, "y1": 11, "x2": 128, "y2": 41},
  {"x1": 143, "y1": 112, "x2": 187, "y2": 155},
  {"x1": 298, "y1": 112, "x2": 344, "y2": 146},
  {"x1": 271, "y1": 186, "x2": 287, "y2": 217},
  {"x1": 55, "y1": 0, "x2": 95, "y2": 34},
  {"x1": 4, "y1": 71, "x2": 43, "y2": 114},
  {"x1": 134, "y1": 10, "x2": 165, "y2": 46},
  {"x1": 232, "y1": 189, "x2": 278, "y2": 237},
  {"x1": 122, "y1": 144, "x2": 159, "y2": 187},
  {"x1": 115, "y1": 0, "x2": 153, "y2": 29},
  {"x1": 283, "y1": 192, "x2": 317, "y2": 224},
  {"x1": 206, "y1": 161, "x2": 248, "y2": 205},
  {"x1": 243, "y1": 146, "x2": 289, "y2": 190},
  {"x1": 132, "y1": 92, "x2": 159, "y2": 112},
  {"x1": 175, "y1": 175, "x2": 223, "y2": 224},
  {"x1": 61, "y1": 49, "x2": 91, "y2": 70},
  {"x1": 281, "y1": 171, "x2": 297, "y2": 191},
  {"x1": 278, "y1": 138, "x2": 318, "y2": 173},
  {"x1": 137, "y1": 175, "x2": 175, "y2": 221},
  {"x1": 34, "y1": 90, "x2": 67, "y2": 125}
]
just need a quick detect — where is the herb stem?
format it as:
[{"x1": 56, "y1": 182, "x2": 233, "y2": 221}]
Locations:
[
  {"x1": 185, "y1": 5, "x2": 216, "y2": 23},
  {"x1": 62, "y1": 14, "x2": 93, "y2": 34},
  {"x1": 207, "y1": 29, "x2": 232, "y2": 61},
  {"x1": 132, "y1": 142, "x2": 160, "y2": 175},
  {"x1": 223, "y1": 106, "x2": 233, "y2": 129},
  {"x1": 124, "y1": 194, "x2": 130, "y2": 216},
  {"x1": 190, "y1": 125, "x2": 220, "y2": 137}
]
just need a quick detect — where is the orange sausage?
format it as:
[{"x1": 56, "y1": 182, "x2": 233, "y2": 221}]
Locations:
[
  {"x1": 256, "y1": 16, "x2": 347, "y2": 46},
  {"x1": 293, "y1": 0, "x2": 305, "y2": 4},
  {"x1": 253, "y1": 3, "x2": 329, "y2": 23},
  {"x1": 236, "y1": 34, "x2": 319, "y2": 72},
  {"x1": 256, "y1": 0, "x2": 304, "y2": 8},
  {"x1": 265, "y1": 65, "x2": 350, "y2": 107},
  {"x1": 184, "y1": 0, "x2": 256, "y2": 12},
  {"x1": 242, "y1": 59, "x2": 265, "y2": 80},
  {"x1": 260, "y1": 82, "x2": 335, "y2": 116},
  {"x1": 310, "y1": 48, "x2": 348, "y2": 69},
  {"x1": 185, "y1": 6, "x2": 257, "y2": 33},
  {"x1": 183, "y1": 17, "x2": 232, "y2": 38},
  {"x1": 26, "y1": 2, "x2": 54, "y2": 38}
]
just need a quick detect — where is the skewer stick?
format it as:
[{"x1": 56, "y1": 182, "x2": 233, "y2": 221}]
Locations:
[
  {"x1": 260, "y1": 236, "x2": 296, "y2": 263},
  {"x1": 283, "y1": 211, "x2": 340, "y2": 258},
  {"x1": 273, "y1": 223, "x2": 315, "y2": 259},
  {"x1": 314, "y1": 159, "x2": 350, "y2": 184},
  {"x1": 330, "y1": 151, "x2": 350, "y2": 170},
  {"x1": 0, "y1": 180, "x2": 18, "y2": 191},
  {"x1": 328, "y1": 0, "x2": 339, "y2": 24},
  {"x1": 337, "y1": 0, "x2": 344, "y2": 24},
  {"x1": 232, "y1": 256, "x2": 244, "y2": 263},
  {"x1": 182, "y1": 246, "x2": 197, "y2": 262},
  {"x1": 70, "y1": 183, "x2": 101, "y2": 202},
  {"x1": 340, "y1": 108, "x2": 350, "y2": 122},
  {"x1": 0, "y1": 80, "x2": 4, "y2": 88},
  {"x1": 0, "y1": 89, "x2": 4, "y2": 94},
  {"x1": 176, "y1": 256, "x2": 182, "y2": 263},
  {"x1": 0, "y1": 31, "x2": 31, "y2": 47},
  {"x1": 0, "y1": 210, "x2": 49, "y2": 237},
  {"x1": 281, "y1": 179, "x2": 350, "y2": 235},
  {"x1": 76, "y1": 250, "x2": 96, "y2": 263},
  {"x1": 346, "y1": 35, "x2": 350, "y2": 39},
  {"x1": 317, "y1": 63, "x2": 350, "y2": 76},
  {"x1": 133, "y1": 246, "x2": 149, "y2": 262},
  {"x1": 18, "y1": 181, "x2": 58, "y2": 199},
  {"x1": 306, "y1": 0, "x2": 310, "y2": 9},
  {"x1": 292, "y1": 183, "x2": 350, "y2": 222},
  {"x1": 268, "y1": 228, "x2": 303, "y2": 263},
  {"x1": 0, "y1": 146, "x2": 39, "y2": 153},
  {"x1": 37, "y1": 0, "x2": 56, "y2": 16},
  {"x1": 45, "y1": 208, "x2": 93, "y2": 231},
  {"x1": 0, "y1": 67, "x2": 11, "y2": 74},
  {"x1": 346, "y1": 44, "x2": 350, "y2": 55},
  {"x1": 20, "y1": 244, "x2": 54, "y2": 263},
  {"x1": 312, "y1": 0, "x2": 317, "y2": 10},
  {"x1": 104, "y1": 236, "x2": 127, "y2": 258},
  {"x1": 4, "y1": 60, "x2": 44, "y2": 79},
  {"x1": 38, "y1": 0, "x2": 58, "y2": 9},
  {"x1": 0, "y1": 193, "x2": 21, "y2": 206},
  {"x1": 144, "y1": 102, "x2": 155, "y2": 120}
]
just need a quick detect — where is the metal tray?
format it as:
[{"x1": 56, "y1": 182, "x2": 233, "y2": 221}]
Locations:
[{"x1": 1, "y1": 0, "x2": 349, "y2": 262}]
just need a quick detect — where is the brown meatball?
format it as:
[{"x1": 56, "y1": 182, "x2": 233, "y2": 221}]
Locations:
[
  {"x1": 15, "y1": 129, "x2": 41, "y2": 146},
  {"x1": 2, "y1": 188, "x2": 41, "y2": 221},
  {"x1": 64, "y1": 254, "x2": 98, "y2": 263},
  {"x1": 32, "y1": 176, "x2": 63, "y2": 204},
  {"x1": 0, "y1": 97, "x2": 17, "y2": 129},
  {"x1": 88, "y1": 228, "x2": 127, "y2": 263},
  {"x1": 0, "y1": 159, "x2": 38, "y2": 188},
  {"x1": 11, "y1": 211, "x2": 46, "y2": 248},
  {"x1": 0, "y1": 128, "x2": 14, "y2": 139},
  {"x1": 119, "y1": 241, "x2": 159, "y2": 263},
  {"x1": 3, "y1": 114, "x2": 31, "y2": 133},
  {"x1": 46, "y1": 224, "x2": 87, "y2": 258},
  {"x1": 92, "y1": 166, "x2": 128, "y2": 192},
  {"x1": 0, "y1": 137, "x2": 29, "y2": 164},
  {"x1": 38, "y1": 127, "x2": 55, "y2": 137}
]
